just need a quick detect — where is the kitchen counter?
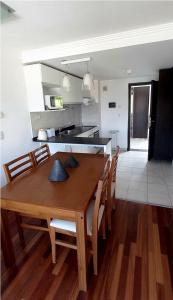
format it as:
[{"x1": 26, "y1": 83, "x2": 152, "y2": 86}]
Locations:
[
  {"x1": 33, "y1": 125, "x2": 112, "y2": 157},
  {"x1": 33, "y1": 135, "x2": 111, "y2": 146}
]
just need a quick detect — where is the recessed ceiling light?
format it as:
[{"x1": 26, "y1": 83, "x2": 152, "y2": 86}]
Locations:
[
  {"x1": 61, "y1": 57, "x2": 91, "y2": 65},
  {"x1": 126, "y1": 69, "x2": 132, "y2": 75}
]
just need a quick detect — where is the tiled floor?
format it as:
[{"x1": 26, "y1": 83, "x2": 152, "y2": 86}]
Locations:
[
  {"x1": 116, "y1": 150, "x2": 173, "y2": 207},
  {"x1": 130, "y1": 138, "x2": 148, "y2": 150}
]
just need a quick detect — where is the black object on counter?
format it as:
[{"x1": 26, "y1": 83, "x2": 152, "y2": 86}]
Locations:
[
  {"x1": 48, "y1": 160, "x2": 69, "y2": 182},
  {"x1": 64, "y1": 156, "x2": 79, "y2": 168}
]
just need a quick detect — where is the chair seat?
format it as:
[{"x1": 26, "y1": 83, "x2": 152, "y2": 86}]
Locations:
[{"x1": 50, "y1": 200, "x2": 105, "y2": 236}]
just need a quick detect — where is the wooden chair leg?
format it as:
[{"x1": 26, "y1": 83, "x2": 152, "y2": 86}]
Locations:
[
  {"x1": 101, "y1": 213, "x2": 106, "y2": 240},
  {"x1": 112, "y1": 182, "x2": 117, "y2": 210},
  {"x1": 107, "y1": 202, "x2": 112, "y2": 232},
  {"x1": 15, "y1": 213, "x2": 25, "y2": 248},
  {"x1": 112, "y1": 197, "x2": 117, "y2": 210},
  {"x1": 92, "y1": 237, "x2": 98, "y2": 275},
  {"x1": 50, "y1": 227, "x2": 56, "y2": 264}
]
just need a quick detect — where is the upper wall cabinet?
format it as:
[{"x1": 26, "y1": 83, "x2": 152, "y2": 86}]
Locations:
[
  {"x1": 24, "y1": 64, "x2": 45, "y2": 112},
  {"x1": 24, "y1": 63, "x2": 83, "y2": 112}
]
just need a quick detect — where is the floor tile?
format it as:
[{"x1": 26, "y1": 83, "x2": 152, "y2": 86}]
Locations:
[
  {"x1": 148, "y1": 193, "x2": 172, "y2": 207},
  {"x1": 147, "y1": 176, "x2": 165, "y2": 184},
  {"x1": 116, "y1": 181, "x2": 129, "y2": 190},
  {"x1": 167, "y1": 186, "x2": 173, "y2": 193},
  {"x1": 118, "y1": 150, "x2": 172, "y2": 208},
  {"x1": 126, "y1": 189, "x2": 147, "y2": 203},
  {"x1": 128, "y1": 180, "x2": 147, "y2": 192},
  {"x1": 132, "y1": 168, "x2": 147, "y2": 175},
  {"x1": 148, "y1": 183, "x2": 168, "y2": 194},
  {"x1": 130, "y1": 174, "x2": 148, "y2": 182},
  {"x1": 116, "y1": 188, "x2": 128, "y2": 200},
  {"x1": 164, "y1": 176, "x2": 173, "y2": 186},
  {"x1": 147, "y1": 169, "x2": 163, "y2": 177}
]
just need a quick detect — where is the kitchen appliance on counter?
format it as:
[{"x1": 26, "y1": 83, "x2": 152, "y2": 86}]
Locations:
[
  {"x1": 47, "y1": 128, "x2": 55, "y2": 138},
  {"x1": 44, "y1": 95, "x2": 64, "y2": 110},
  {"x1": 38, "y1": 129, "x2": 47, "y2": 140},
  {"x1": 37, "y1": 128, "x2": 55, "y2": 140}
]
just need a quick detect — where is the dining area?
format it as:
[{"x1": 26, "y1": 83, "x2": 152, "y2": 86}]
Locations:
[{"x1": 1, "y1": 144, "x2": 120, "y2": 297}]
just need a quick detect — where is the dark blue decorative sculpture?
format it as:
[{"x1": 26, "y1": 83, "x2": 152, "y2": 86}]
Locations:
[
  {"x1": 48, "y1": 159, "x2": 69, "y2": 182},
  {"x1": 64, "y1": 156, "x2": 79, "y2": 168}
]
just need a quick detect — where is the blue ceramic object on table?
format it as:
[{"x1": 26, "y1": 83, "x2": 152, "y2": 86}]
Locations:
[
  {"x1": 48, "y1": 159, "x2": 69, "y2": 182},
  {"x1": 64, "y1": 156, "x2": 79, "y2": 168}
]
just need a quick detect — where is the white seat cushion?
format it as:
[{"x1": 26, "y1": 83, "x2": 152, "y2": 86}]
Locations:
[
  {"x1": 50, "y1": 218, "x2": 76, "y2": 232},
  {"x1": 50, "y1": 200, "x2": 105, "y2": 236}
]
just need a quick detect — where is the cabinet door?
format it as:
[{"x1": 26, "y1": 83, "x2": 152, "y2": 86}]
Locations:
[
  {"x1": 41, "y1": 64, "x2": 60, "y2": 86},
  {"x1": 24, "y1": 64, "x2": 45, "y2": 112},
  {"x1": 41, "y1": 64, "x2": 83, "y2": 104}
]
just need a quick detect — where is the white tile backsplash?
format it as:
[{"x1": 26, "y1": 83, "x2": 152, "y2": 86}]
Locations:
[{"x1": 30, "y1": 105, "x2": 82, "y2": 137}]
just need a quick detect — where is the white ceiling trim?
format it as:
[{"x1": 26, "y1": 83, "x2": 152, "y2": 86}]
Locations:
[{"x1": 22, "y1": 22, "x2": 173, "y2": 64}]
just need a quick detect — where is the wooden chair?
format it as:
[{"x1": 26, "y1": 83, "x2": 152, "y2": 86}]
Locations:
[
  {"x1": 107, "y1": 146, "x2": 120, "y2": 231},
  {"x1": 48, "y1": 160, "x2": 110, "y2": 275},
  {"x1": 3, "y1": 153, "x2": 49, "y2": 247},
  {"x1": 32, "y1": 144, "x2": 51, "y2": 166},
  {"x1": 3, "y1": 153, "x2": 34, "y2": 183}
]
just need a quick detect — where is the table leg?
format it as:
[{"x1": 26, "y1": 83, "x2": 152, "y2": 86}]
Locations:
[
  {"x1": 1, "y1": 209, "x2": 16, "y2": 268},
  {"x1": 76, "y1": 212, "x2": 87, "y2": 291}
]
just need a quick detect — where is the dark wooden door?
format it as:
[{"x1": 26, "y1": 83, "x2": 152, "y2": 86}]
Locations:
[
  {"x1": 133, "y1": 86, "x2": 150, "y2": 138},
  {"x1": 153, "y1": 68, "x2": 173, "y2": 160},
  {"x1": 148, "y1": 81, "x2": 158, "y2": 161}
]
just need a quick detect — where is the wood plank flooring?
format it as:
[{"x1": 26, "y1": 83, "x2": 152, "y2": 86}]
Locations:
[{"x1": 1, "y1": 200, "x2": 173, "y2": 300}]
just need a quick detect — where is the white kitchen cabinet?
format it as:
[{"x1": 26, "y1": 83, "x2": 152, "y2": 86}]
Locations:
[
  {"x1": 24, "y1": 64, "x2": 45, "y2": 112},
  {"x1": 41, "y1": 64, "x2": 83, "y2": 104},
  {"x1": 24, "y1": 63, "x2": 83, "y2": 112},
  {"x1": 41, "y1": 64, "x2": 60, "y2": 86}
]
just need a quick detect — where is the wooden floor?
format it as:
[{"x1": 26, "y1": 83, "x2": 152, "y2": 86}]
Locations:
[{"x1": 1, "y1": 200, "x2": 173, "y2": 300}]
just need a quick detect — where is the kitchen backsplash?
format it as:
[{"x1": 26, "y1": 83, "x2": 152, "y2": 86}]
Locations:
[{"x1": 30, "y1": 105, "x2": 82, "y2": 137}]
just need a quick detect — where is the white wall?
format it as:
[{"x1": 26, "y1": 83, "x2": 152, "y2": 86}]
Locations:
[
  {"x1": 0, "y1": 42, "x2": 36, "y2": 186},
  {"x1": 100, "y1": 76, "x2": 158, "y2": 149},
  {"x1": 81, "y1": 102, "x2": 101, "y2": 126}
]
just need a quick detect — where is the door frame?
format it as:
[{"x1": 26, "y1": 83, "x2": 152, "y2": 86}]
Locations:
[{"x1": 127, "y1": 82, "x2": 152, "y2": 151}]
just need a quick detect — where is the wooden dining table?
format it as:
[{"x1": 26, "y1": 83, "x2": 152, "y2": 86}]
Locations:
[{"x1": 1, "y1": 152, "x2": 108, "y2": 291}]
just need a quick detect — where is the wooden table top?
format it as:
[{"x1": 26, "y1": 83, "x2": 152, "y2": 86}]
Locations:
[{"x1": 1, "y1": 152, "x2": 108, "y2": 215}]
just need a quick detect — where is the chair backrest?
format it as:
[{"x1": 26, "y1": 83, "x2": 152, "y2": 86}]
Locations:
[
  {"x1": 107, "y1": 146, "x2": 120, "y2": 200},
  {"x1": 3, "y1": 153, "x2": 34, "y2": 183},
  {"x1": 111, "y1": 146, "x2": 120, "y2": 183},
  {"x1": 92, "y1": 160, "x2": 110, "y2": 236},
  {"x1": 32, "y1": 144, "x2": 51, "y2": 166}
]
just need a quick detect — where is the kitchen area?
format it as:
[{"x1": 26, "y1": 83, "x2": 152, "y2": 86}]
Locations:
[{"x1": 25, "y1": 62, "x2": 112, "y2": 157}]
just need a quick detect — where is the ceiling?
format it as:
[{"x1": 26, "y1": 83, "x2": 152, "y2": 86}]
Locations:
[
  {"x1": 43, "y1": 40, "x2": 173, "y2": 80},
  {"x1": 3, "y1": 1, "x2": 173, "y2": 50},
  {"x1": 2, "y1": 1, "x2": 173, "y2": 79}
]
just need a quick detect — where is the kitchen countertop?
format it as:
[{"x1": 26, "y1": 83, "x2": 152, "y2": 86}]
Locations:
[
  {"x1": 34, "y1": 125, "x2": 111, "y2": 146},
  {"x1": 33, "y1": 135, "x2": 111, "y2": 146}
]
